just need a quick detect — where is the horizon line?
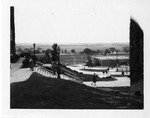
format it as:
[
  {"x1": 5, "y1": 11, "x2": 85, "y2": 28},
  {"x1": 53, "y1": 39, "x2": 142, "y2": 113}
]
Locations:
[{"x1": 16, "y1": 42, "x2": 129, "y2": 45}]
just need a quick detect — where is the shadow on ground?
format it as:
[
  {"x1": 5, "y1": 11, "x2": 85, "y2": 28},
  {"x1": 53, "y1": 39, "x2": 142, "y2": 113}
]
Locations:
[{"x1": 11, "y1": 72, "x2": 143, "y2": 109}]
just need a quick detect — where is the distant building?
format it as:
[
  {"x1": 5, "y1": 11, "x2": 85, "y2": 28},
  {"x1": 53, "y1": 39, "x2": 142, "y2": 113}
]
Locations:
[
  {"x1": 108, "y1": 51, "x2": 129, "y2": 56},
  {"x1": 10, "y1": 6, "x2": 16, "y2": 56},
  {"x1": 130, "y1": 18, "x2": 143, "y2": 85},
  {"x1": 92, "y1": 55, "x2": 129, "y2": 67}
]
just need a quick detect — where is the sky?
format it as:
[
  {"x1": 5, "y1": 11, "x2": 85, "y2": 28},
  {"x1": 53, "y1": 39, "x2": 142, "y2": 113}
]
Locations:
[{"x1": 9, "y1": 0, "x2": 150, "y2": 44}]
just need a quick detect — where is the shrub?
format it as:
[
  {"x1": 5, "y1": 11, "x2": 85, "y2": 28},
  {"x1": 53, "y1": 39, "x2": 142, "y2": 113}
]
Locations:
[
  {"x1": 22, "y1": 58, "x2": 30, "y2": 68},
  {"x1": 20, "y1": 52, "x2": 31, "y2": 58},
  {"x1": 10, "y1": 54, "x2": 20, "y2": 63},
  {"x1": 94, "y1": 59, "x2": 101, "y2": 66},
  {"x1": 22, "y1": 55, "x2": 39, "y2": 68},
  {"x1": 20, "y1": 52, "x2": 26, "y2": 57}
]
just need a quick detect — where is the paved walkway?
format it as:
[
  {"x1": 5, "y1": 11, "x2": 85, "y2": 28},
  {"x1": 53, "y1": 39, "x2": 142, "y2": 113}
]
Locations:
[
  {"x1": 67, "y1": 65, "x2": 129, "y2": 77},
  {"x1": 67, "y1": 65, "x2": 130, "y2": 87},
  {"x1": 84, "y1": 77, "x2": 130, "y2": 87},
  {"x1": 10, "y1": 68, "x2": 33, "y2": 83},
  {"x1": 10, "y1": 58, "x2": 32, "y2": 83}
]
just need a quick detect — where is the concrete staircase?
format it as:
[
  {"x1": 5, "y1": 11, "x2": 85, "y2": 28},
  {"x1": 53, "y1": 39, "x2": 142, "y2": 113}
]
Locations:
[{"x1": 34, "y1": 61, "x2": 83, "y2": 84}]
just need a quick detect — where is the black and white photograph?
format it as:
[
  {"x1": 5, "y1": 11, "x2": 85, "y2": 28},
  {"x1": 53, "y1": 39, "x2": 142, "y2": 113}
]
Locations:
[{"x1": 1, "y1": 0, "x2": 150, "y2": 117}]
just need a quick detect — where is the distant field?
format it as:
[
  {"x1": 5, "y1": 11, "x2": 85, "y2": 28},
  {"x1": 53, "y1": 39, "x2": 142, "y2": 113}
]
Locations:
[{"x1": 16, "y1": 43, "x2": 129, "y2": 53}]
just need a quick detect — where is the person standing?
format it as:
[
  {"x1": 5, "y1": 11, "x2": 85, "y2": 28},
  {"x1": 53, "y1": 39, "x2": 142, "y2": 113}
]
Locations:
[
  {"x1": 29, "y1": 58, "x2": 34, "y2": 71},
  {"x1": 92, "y1": 73, "x2": 97, "y2": 86},
  {"x1": 122, "y1": 69, "x2": 124, "y2": 75},
  {"x1": 106, "y1": 70, "x2": 108, "y2": 74}
]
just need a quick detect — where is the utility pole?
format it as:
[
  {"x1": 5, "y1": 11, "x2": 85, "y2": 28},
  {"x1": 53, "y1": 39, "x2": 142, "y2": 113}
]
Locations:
[{"x1": 116, "y1": 50, "x2": 118, "y2": 71}]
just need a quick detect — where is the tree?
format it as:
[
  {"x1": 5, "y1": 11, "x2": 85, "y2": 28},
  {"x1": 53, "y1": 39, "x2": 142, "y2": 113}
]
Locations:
[
  {"x1": 30, "y1": 48, "x2": 33, "y2": 51},
  {"x1": 17, "y1": 48, "x2": 23, "y2": 53},
  {"x1": 71, "y1": 49, "x2": 76, "y2": 53},
  {"x1": 28, "y1": 50, "x2": 33, "y2": 54},
  {"x1": 79, "y1": 51, "x2": 84, "y2": 54},
  {"x1": 24, "y1": 48, "x2": 30, "y2": 52},
  {"x1": 83, "y1": 48, "x2": 92, "y2": 55},
  {"x1": 42, "y1": 50, "x2": 46, "y2": 54},
  {"x1": 123, "y1": 47, "x2": 129, "y2": 53},
  {"x1": 109, "y1": 47, "x2": 116, "y2": 53},
  {"x1": 94, "y1": 59, "x2": 101, "y2": 66},
  {"x1": 86, "y1": 55, "x2": 93, "y2": 68},
  {"x1": 24, "y1": 52, "x2": 31, "y2": 58},
  {"x1": 46, "y1": 49, "x2": 51, "y2": 54},
  {"x1": 37, "y1": 47, "x2": 42, "y2": 51},
  {"x1": 44, "y1": 49, "x2": 51, "y2": 63},
  {"x1": 104, "y1": 49, "x2": 111, "y2": 55},
  {"x1": 64, "y1": 49, "x2": 67, "y2": 53},
  {"x1": 35, "y1": 50, "x2": 41, "y2": 54},
  {"x1": 51, "y1": 43, "x2": 58, "y2": 62},
  {"x1": 95, "y1": 50, "x2": 100, "y2": 53},
  {"x1": 20, "y1": 51, "x2": 26, "y2": 57}
]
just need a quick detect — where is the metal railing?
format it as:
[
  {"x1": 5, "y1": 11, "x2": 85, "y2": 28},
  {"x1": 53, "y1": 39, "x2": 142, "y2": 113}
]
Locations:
[
  {"x1": 35, "y1": 65, "x2": 56, "y2": 78},
  {"x1": 61, "y1": 66, "x2": 83, "y2": 83},
  {"x1": 35, "y1": 61, "x2": 83, "y2": 84}
]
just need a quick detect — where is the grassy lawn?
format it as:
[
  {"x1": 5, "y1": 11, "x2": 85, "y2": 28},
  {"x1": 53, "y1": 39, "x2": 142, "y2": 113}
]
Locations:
[{"x1": 11, "y1": 72, "x2": 143, "y2": 109}]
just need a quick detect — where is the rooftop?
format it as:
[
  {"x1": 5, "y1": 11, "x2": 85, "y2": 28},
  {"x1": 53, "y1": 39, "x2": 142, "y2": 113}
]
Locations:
[{"x1": 92, "y1": 55, "x2": 129, "y2": 60}]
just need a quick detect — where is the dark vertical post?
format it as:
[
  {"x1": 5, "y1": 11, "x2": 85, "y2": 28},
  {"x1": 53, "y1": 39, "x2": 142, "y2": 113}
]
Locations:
[
  {"x1": 72, "y1": 56, "x2": 73, "y2": 65},
  {"x1": 33, "y1": 43, "x2": 36, "y2": 64},
  {"x1": 10, "y1": 6, "x2": 16, "y2": 56},
  {"x1": 57, "y1": 46, "x2": 60, "y2": 78},
  {"x1": 84, "y1": 56, "x2": 85, "y2": 69},
  {"x1": 116, "y1": 50, "x2": 118, "y2": 71}
]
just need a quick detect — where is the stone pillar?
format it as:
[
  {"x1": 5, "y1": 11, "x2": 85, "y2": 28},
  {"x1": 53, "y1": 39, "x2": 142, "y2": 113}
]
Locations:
[
  {"x1": 10, "y1": 6, "x2": 16, "y2": 56},
  {"x1": 130, "y1": 18, "x2": 143, "y2": 85}
]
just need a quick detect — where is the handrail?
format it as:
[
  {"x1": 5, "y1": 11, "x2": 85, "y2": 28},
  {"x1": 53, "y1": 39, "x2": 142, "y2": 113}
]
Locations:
[
  {"x1": 63, "y1": 72, "x2": 76, "y2": 79},
  {"x1": 63, "y1": 72, "x2": 82, "y2": 83},
  {"x1": 40, "y1": 66, "x2": 53, "y2": 74},
  {"x1": 61, "y1": 67, "x2": 77, "y2": 76},
  {"x1": 61, "y1": 66, "x2": 81, "y2": 77},
  {"x1": 61, "y1": 67, "x2": 83, "y2": 83},
  {"x1": 36, "y1": 61, "x2": 78, "y2": 77},
  {"x1": 36, "y1": 61, "x2": 44, "y2": 66},
  {"x1": 36, "y1": 65, "x2": 53, "y2": 74},
  {"x1": 35, "y1": 61, "x2": 83, "y2": 83}
]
